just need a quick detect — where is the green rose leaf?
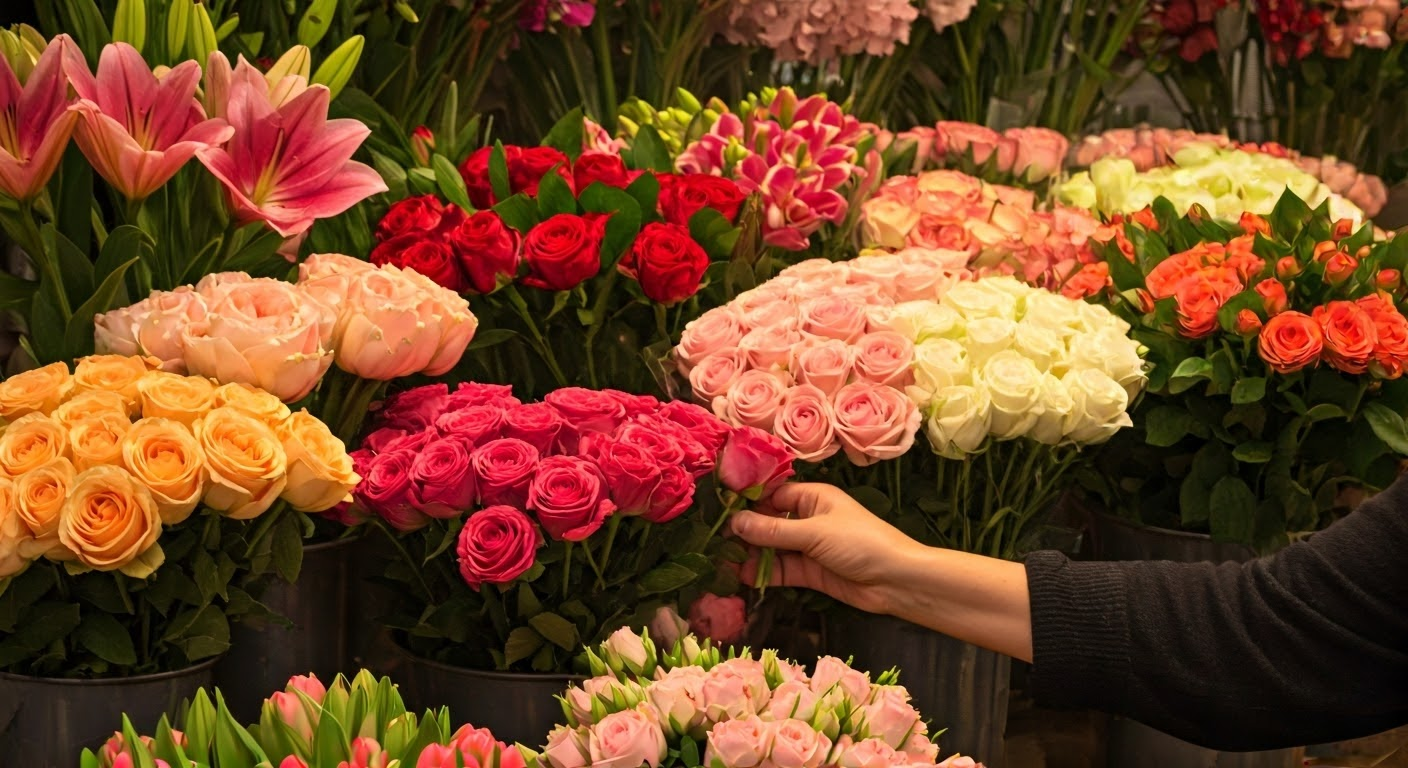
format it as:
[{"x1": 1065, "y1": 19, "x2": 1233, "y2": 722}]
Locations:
[
  {"x1": 528, "y1": 612, "x2": 579, "y2": 651},
  {"x1": 1209, "y1": 476, "x2": 1258, "y2": 545},
  {"x1": 76, "y1": 612, "x2": 137, "y2": 666},
  {"x1": 1231, "y1": 377, "x2": 1267, "y2": 405},
  {"x1": 1144, "y1": 405, "x2": 1196, "y2": 447},
  {"x1": 504, "y1": 626, "x2": 544, "y2": 666},
  {"x1": 1363, "y1": 401, "x2": 1408, "y2": 455}
]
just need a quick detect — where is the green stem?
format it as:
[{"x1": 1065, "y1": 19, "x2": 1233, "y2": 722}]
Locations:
[
  {"x1": 596, "y1": 514, "x2": 623, "y2": 587},
  {"x1": 334, "y1": 376, "x2": 386, "y2": 447},
  {"x1": 563, "y1": 542, "x2": 574, "y2": 601},
  {"x1": 243, "y1": 502, "x2": 290, "y2": 560},
  {"x1": 379, "y1": 520, "x2": 437, "y2": 604},
  {"x1": 580, "y1": 536, "x2": 606, "y2": 586},
  {"x1": 583, "y1": 269, "x2": 622, "y2": 390},
  {"x1": 591, "y1": 20, "x2": 618, "y2": 129},
  {"x1": 505, "y1": 285, "x2": 570, "y2": 388}
]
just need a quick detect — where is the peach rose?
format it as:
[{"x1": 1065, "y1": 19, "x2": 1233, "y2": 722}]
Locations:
[
  {"x1": 195, "y1": 407, "x2": 289, "y2": 520},
  {"x1": 861, "y1": 195, "x2": 921, "y2": 248},
  {"x1": 326, "y1": 265, "x2": 471, "y2": 380},
  {"x1": 831, "y1": 382, "x2": 921, "y2": 466},
  {"x1": 676, "y1": 308, "x2": 749, "y2": 375},
  {"x1": 137, "y1": 372, "x2": 216, "y2": 426},
  {"x1": 212, "y1": 383, "x2": 292, "y2": 426},
  {"x1": 0, "y1": 413, "x2": 70, "y2": 476},
  {"x1": 1005, "y1": 127, "x2": 1069, "y2": 182},
  {"x1": 773, "y1": 385, "x2": 840, "y2": 462},
  {"x1": 689, "y1": 350, "x2": 750, "y2": 403},
  {"x1": 14, "y1": 457, "x2": 75, "y2": 558},
  {"x1": 936, "y1": 122, "x2": 1003, "y2": 165},
  {"x1": 277, "y1": 410, "x2": 359, "y2": 512},
  {"x1": 1174, "y1": 268, "x2": 1243, "y2": 338},
  {"x1": 1145, "y1": 252, "x2": 1201, "y2": 300},
  {"x1": 1360, "y1": 295, "x2": 1408, "y2": 379},
  {"x1": 73, "y1": 355, "x2": 160, "y2": 408},
  {"x1": 791, "y1": 339, "x2": 855, "y2": 397},
  {"x1": 52, "y1": 390, "x2": 130, "y2": 428},
  {"x1": 59, "y1": 465, "x2": 163, "y2": 576},
  {"x1": 0, "y1": 477, "x2": 26, "y2": 578},
  {"x1": 392, "y1": 266, "x2": 479, "y2": 376},
  {"x1": 1314, "y1": 301, "x2": 1377, "y2": 374},
  {"x1": 0, "y1": 362, "x2": 72, "y2": 420},
  {"x1": 1258, "y1": 311, "x2": 1324, "y2": 374},
  {"x1": 714, "y1": 370, "x2": 790, "y2": 430},
  {"x1": 94, "y1": 286, "x2": 208, "y2": 372},
  {"x1": 1255, "y1": 279, "x2": 1289, "y2": 316},
  {"x1": 69, "y1": 412, "x2": 133, "y2": 472},
  {"x1": 123, "y1": 418, "x2": 206, "y2": 524}
]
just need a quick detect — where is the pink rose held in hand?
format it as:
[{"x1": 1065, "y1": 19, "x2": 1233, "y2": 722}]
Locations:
[
  {"x1": 832, "y1": 381, "x2": 922, "y2": 466},
  {"x1": 719, "y1": 426, "x2": 795, "y2": 500},
  {"x1": 528, "y1": 456, "x2": 615, "y2": 541},
  {"x1": 456, "y1": 505, "x2": 542, "y2": 589}
]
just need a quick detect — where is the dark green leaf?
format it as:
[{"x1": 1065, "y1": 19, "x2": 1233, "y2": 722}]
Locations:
[
  {"x1": 1167, "y1": 357, "x2": 1213, "y2": 394},
  {"x1": 1363, "y1": 401, "x2": 1408, "y2": 456},
  {"x1": 638, "y1": 563, "x2": 701, "y2": 596},
  {"x1": 1269, "y1": 189, "x2": 1313, "y2": 241},
  {"x1": 95, "y1": 225, "x2": 152, "y2": 306},
  {"x1": 1232, "y1": 441, "x2": 1274, "y2": 463},
  {"x1": 516, "y1": 583, "x2": 543, "y2": 619},
  {"x1": 536, "y1": 169, "x2": 578, "y2": 217},
  {"x1": 504, "y1": 626, "x2": 544, "y2": 666},
  {"x1": 528, "y1": 612, "x2": 579, "y2": 650},
  {"x1": 1231, "y1": 377, "x2": 1267, "y2": 405},
  {"x1": 0, "y1": 272, "x2": 38, "y2": 312},
  {"x1": 847, "y1": 485, "x2": 893, "y2": 515},
  {"x1": 55, "y1": 146, "x2": 94, "y2": 276},
  {"x1": 540, "y1": 107, "x2": 586, "y2": 161},
  {"x1": 493, "y1": 194, "x2": 540, "y2": 233},
  {"x1": 272, "y1": 510, "x2": 305, "y2": 584},
  {"x1": 578, "y1": 184, "x2": 643, "y2": 266},
  {"x1": 48, "y1": 223, "x2": 95, "y2": 307},
  {"x1": 467, "y1": 328, "x2": 519, "y2": 350},
  {"x1": 164, "y1": 606, "x2": 231, "y2": 661},
  {"x1": 688, "y1": 207, "x2": 740, "y2": 261},
  {"x1": 311, "y1": 695, "x2": 351, "y2": 767},
  {"x1": 433, "y1": 154, "x2": 474, "y2": 212},
  {"x1": 629, "y1": 126, "x2": 673, "y2": 173},
  {"x1": 1143, "y1": 405, "x2": 1195, "y2": 447},
  {"x1": 62, "y1": 256, "x2": 139, "y2": 360},
  {"x1": 490, "y1": 142, "x2": 512, "y2": 204},
  {"x1": 1209, "y1": 476, "x2": 1258, "y2": 544},
  {"x1": 625, "y1": 172, "x2": 661, "y2": 220},
  {"x1": 76, "y1": 612, "x2": 137, "y2": 665}
]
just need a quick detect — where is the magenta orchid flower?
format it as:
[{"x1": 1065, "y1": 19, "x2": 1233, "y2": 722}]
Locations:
[
  {"x1": 63, "y1": 42, "x2": 233, "y2": 202},
  {"x1": 0, "y1": 34, "x2": 79, "y2": 201},
  {"x1": 195, "y1": 58, "x2": 386, "y2": 238}
]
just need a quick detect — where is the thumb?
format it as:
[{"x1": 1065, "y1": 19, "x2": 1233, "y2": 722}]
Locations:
[{"x1": 730, "y1": 509, "x2": 816, "y2": 552}]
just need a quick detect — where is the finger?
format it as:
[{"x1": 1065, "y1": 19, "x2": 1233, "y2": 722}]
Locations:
[
  {"x1": 757, "y1": 483, "x2": 831, "y2": 519},
  {"x1": 730, "y1": 509, "x2": 816, "y2": 551},
  {"x1": 741, "y1": 551, "x2": 826, "y2": 591}
]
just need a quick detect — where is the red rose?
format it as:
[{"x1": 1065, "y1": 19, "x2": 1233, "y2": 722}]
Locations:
[
  {"x1": 456, "y1": 506, "x2": 542, "y2": 589},
  {"x1": 642, "y1": 463, "x2": 694, "y2": 524},
  {"x1": 459, "y1": 147, "x2": 497, "y2": 209},
  {"x1": 503, "y1": 402, "x2": 568, "y2": 455},
  {"x1": 377, "y1": 195, "x2": 449, "y2": 240},
  {"x1": 434, "y1": 404, "x2": 506, "y2": 446},
  {"x1": 658, "y1": 173, "x2": 747, "y2": 226},
  {"x1": 355, "y1": 450, "x2": 431, "y2": 532},
  {"x1": 522, "y1": 213, "x2": 603, "y2": 291},
  {"x1": 718, "y1": 426, "x2": 795, "y2": 500},
  {"x1": 471, "y1": 438, "x2": 541, "y2": 508},
  {"x1": 446, "y1": 382, "x2": 522, "y2": 412},
  {"x1": 381, "y1": 383, "x2": 452, "y2": 431},
  {"x1": 527, "y1": 455, "x2": 615, "y2": 541},
  {"x1": 371, "y1": 235, "x2": 466, "y2": 292},
  {"x1": 513, "y1": 146, "x2": 574, "y2": 198},
  {"x1": 574, "y1": 152, "x2": 636, "y2": 191},
  {"x1": 544, "y1": 387, "x2": 627, "y2": 437},
  {"x1": 619, "y1": 222, "x2": 710, "y2": 305},
  {"x1": 449, "y1": 211, "x2": 522, "y2": 294},
  {"x1": 410, "y1": 438, "x2": 477, "y2": 518},
  {"x1": 590, "y1": 438, "x2": 663, "y2": 516},
  {"x1": 1313, "y1": 301, "x2": 1377, "y2": 374},
  {"x1": 657, "y1": 400, "x2": 733, "y2": 458}
]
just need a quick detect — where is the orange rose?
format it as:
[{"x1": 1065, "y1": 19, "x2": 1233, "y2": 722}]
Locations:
[
  {"x1": 123, "y1": 418, "x2": 206, "y2": 524},
  {"x1": 0, "y1": 476, "x2": 27, "y2": 578},
  {"x1": 1258, "y1": 311, "x2": 1324, "y2": 374},
  {"x1": 69, "y1": 413, "x2": 133, "y2": 472},
  {"x1": 1146, "y1": 252, "x2": 1201, "y2": 299},
  {"x1": 137, "y1": 371, "x2": 216, "y2": 426},
  {"x1": 1324, "y1": 252, "x2": 1358, "y2": 286},
  {"x1": 1239, "y1": 212, "x2": 1270, "y2": 236},
  {"x1": 211, "y1": 383, "x2": 291, "y2": 427},
  {"x1": 0, "y1": 362, "x2": 72, "y2": 421},
  {"x1": 1313, "y1": 301, "x2": 1377, "y2": 374},
  {"x1": 277, "y1": 410, "x2": 359, "y2": 512},
  {"x1": 195, "y1": 407, "x2": 288, "y2": 520},
  {"x1": 1235, "y1": 309, "x2": 1263, "y2": 335},
  {"x1": 1357, "y1": 295, "x2": 1408, "y2": 379},
  {"x1": 1223, "y1": 236, "x2": 1265, "y2": 281},
  {"x1": 1276, "y1": 256, "x2": 1303, "y2": 279},
  {"x1": 1173, "y1": 267, "x2": 1243, "y2": 338},
  {"x1": 52, "y1": 390, "x2": 130, "y2": 429},
  {"x1": 14, "y1": 457, "x2": 75, "y2": 558},
  {"x1": 1130, "y1": 208, "x2": 1160, "y2": 231},
  {"x1": 59, "y1": 465, "x2": 163, "y2": 576},
  {"x1": 1255, "y1": 278, "x2": 1289, "y2": 316},
  {"x1": 0, "y1": 413, "x2": 70, "y2": 477},
  {"x1": 73, "y1": 355, "x2": 160, "y2": 411}
]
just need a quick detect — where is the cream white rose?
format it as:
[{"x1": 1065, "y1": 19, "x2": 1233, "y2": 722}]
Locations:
[
  {"x1": 908, "y1": 338, "x2": 971, "y2": 406},
  {"x1": 874, "y1": 301, "x2": 963, "y2": 342},
  {"x1": 1063, "y1": 368, "x2": 1133, "y2": 445},
  {"x1": 1066, "y1": 328, "x2": 1147, "y2": 400},
  {"x1": 942, "y1": 281, "x2": 1018, "y2": 321},
  {"x1": 1029, "y1": 374, "x2": 1074, "y2": 446},
  {"x1": 963, "y1": 317, "x2": 1016, "y2": 365},
  {"x1": 980, "y1": 351, "x2": 1044, "y2": 440},
  {"x1": 1013, "y1": 323, "x2": 1067, "y2": 373},
  {"x1": 924, "y1": 385, "x2": 991, "y2": 460}
]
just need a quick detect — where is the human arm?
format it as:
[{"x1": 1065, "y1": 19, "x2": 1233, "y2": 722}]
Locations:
[{"x1": 732, "y1": 480, "x2": 1408, "y2": 750}]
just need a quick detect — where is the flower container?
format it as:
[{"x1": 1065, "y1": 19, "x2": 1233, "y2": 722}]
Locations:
[
  {"x1": 0, "y1": 657, "x2": 218, "y2": 765},
  {"x1": 1088, "y1": 511, "x2": 1304, "y2": 768},
  {"x1": 823, "y1": 610, "x2": 1010, "y2": 768},
  {"x1": 214, "y1": 537, "x2": 357, "y2": 722},
  {"x1": 390, "y1": 641, "x2": 582, "y2": 748}
]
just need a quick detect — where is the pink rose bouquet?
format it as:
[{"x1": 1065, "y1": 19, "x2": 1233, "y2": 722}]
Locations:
[
  {"x1": 349, "y1": 381, "x2": 793, "y2": 673},
  {"x1": 527, "y1": 627, "x2": 984, "y2": 768},
  {"x1": 888, "y1": 122, "x2": 1071, "y2": 186}
]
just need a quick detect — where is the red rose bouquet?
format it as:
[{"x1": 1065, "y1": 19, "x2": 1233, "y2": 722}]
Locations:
[
  {"x1": 1084, "y1": 192, "x2": 1408, "y2": 548},
  {"x1": 348, "y1": 381, "x2": 793, "y2": 673}
]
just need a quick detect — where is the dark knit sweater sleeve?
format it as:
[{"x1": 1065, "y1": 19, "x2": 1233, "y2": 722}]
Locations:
[{"x1": 1024, "y1": 475, "x2": 1408, "y2": 751}]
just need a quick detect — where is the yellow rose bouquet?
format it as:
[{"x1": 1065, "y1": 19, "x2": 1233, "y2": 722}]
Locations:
[{"x1": 0, "y1": 355, "x2": 358, "y2": 677}]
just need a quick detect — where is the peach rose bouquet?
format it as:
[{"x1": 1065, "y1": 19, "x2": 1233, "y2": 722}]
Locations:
[
  {"x1": 529, "y1": 627, "x2": 985, "y2": 768},
  {"x1": 0, "y1": 356, "x2": 357, "y2": 677},
  {"x1": 1082, "y1": 192, "x2": 1408, "y2": 549}
]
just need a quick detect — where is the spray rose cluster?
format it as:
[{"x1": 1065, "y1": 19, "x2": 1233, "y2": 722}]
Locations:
[
  {"x1": 860, "y1": 171, "x2": 1108, "y2": 299},
  {"x1": 719, "y1": 0, "x2": 920, "y2": 63},
  {"x1": 536, "y1": 627, "x2": 984, "y2": 768},
  {"x1": 888, "y1": 122, "x2": 1071, "y2": 184},
  {"x1": 0, "y1": 356, "x2": 357, "y2": 580},
  {"x1": 676, "y1": 88, "x2": 879, "y2": 251}
]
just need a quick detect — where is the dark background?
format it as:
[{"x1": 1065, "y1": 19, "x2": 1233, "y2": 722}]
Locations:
[{"x1": 2, "y1": 1, "x2": 41, "y2": 26}]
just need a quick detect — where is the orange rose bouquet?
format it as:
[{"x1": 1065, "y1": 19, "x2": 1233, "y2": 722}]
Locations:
[
  {"x1": 0, "y1": 356, "x2": 357, "y2": 677},
  {"x1": 1084, "y1": 191, "x2": 1408, "y2": 549}
]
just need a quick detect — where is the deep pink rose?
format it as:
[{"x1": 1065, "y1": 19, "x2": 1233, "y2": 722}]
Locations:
[
  {"x1": 361, "y1": 427, "x2": 410, "y2": 454},
  {"x1": 527, "y1": 456, "x2": 615, "y2": 540},
  {"x1": 631, "y1": 414, "x2": 714, "y2": 477},
  {"x1": 643, "y1": 464, "x2": 694, "y2": 524},
  {"x1": 590, "y1": 439, "x2": 663, "y2": 516},
  {"x1": 355, "y1": 450, "x2": 431, "y2": 531},
  {"x1": 410, "y1": 438, "x2": 476, "y2": 518},
  {"x1": 612, "y1": 420, "x2": 685, "y2": 467},
  {"x1": 503, "y1": 402, "x2": 568, "y2": 455},
  {"x1": 657, "y1": 401, "x2": 732, "y2": 459},
  {"x1": 608, "y1": 390, "x2": 661, "y2": 418},
  {"x1": 718, "y1": 427, "x2": 795, "y2": 500},
  {"x1": 381, "y1": 384, "x2": 452, "y2": 431},
  {"x1": 382, "y1": 428, "x2": 438, "y2": 455},
  {"x1": 435, "y1": 404, "x2": 506, "y2": 446},
  {"x1": 688, "y1": 594, "x2": 747, "y2": 645},
  {"x1": 545, "y1": 387, "x2": 627, "y2": 440},
  {"x1": 457, "y1": 505, "x2": 542, "y2": 589},
  {"x1": 446, "y1": 382, "x2": 521, "y2": 412},
  {"x1": 471, "y1": 438, "x2": 541, "y2": 508}
]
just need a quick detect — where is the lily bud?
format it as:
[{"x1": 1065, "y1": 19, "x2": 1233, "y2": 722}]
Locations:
[
  {"x1": 410, "y1": 126, "x2": 435, "y2": 167},
  {"x1": 112, "y1": 0, "x2": 147, "y2": 53},
  {"x1": 312, "y1": 34, "x2": 364, "y2": 99}
]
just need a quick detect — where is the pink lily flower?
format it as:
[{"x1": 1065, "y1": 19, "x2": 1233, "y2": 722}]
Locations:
[
  {"x1": 63, "y1": 42, "x2": 233, "y2": 201},
  {"x1": 0, "y1": 34, "x2": 80, "y2": 201},
  {"x1": 195, "y1": 58, "x2": 387, "y2": 238}
]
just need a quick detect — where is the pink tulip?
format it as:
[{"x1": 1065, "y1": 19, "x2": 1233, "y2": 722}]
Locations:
[
  {"x1": 195, "y1": 58, "x2": 386, "y2": 237},
  {"x1": 0, "y1": 34, "x2": 79, "y2": 201},
  {"x1": 286, "y1": 673, "x2": 327, "y2": 704},
  {"x1": 62, "y1": 42, "x2": 233, "y2": 201}
]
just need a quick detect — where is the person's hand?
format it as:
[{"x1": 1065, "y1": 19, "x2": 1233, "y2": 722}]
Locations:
[{"x1": 730, "y1": 482, "x2": 927, "y2": 617}]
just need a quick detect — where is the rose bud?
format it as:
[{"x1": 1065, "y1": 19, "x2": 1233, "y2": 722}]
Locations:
[
  {"x1": 1325, "y1": 251, "x2": 1358, "y2": 286},
  {"x1": 1239, "y1": 212, "x2": 1270, "y2": 236},
  {"x1": 1378, "y1": 269, "x2": 1402, "y2": 292},
  {"x1": 1333, "y1": 217, "x2": 1356, "y2": 240},
  {"x1": 1234, "y1": 308, "x2": 1263, "y2": 336},
  {"x1": 1134, "y1": 289, "x2": 1155, "y2": 314},
  {"x1": 1255, "y1": 278, "x2": 1289, "y2": 316},
  {"x1": 1313, "y1": 241, "x2": 1339, "y2": 264},
  {"x1": 1276, "y1": 256, "x2": 1303, "y2": 279}
]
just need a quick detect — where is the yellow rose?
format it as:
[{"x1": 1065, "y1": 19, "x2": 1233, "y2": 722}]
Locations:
[
  {"x1": 277, "y1": 410, "x2": 359, "y2": 512},
  {"x1": 0, "y1": 413, "x2": 70, "y2": 477},
  {"x1": 212, "y1": 383, "x2": 292, "y2": 426},
  {"x1": 195, "y1": 407, "x2": 288, "y2": 520},
  {"x1": 59, "y1": 465, "x2": 163, "y2": 577},
  {"x1": 14, "y1": 456, "x2": 75, "y2": 559},
  {"x1": 0, "y1": 362, "x2": 73, "y2": 421},
  {"x1": 70, "y1": 413, "x2": 133, "y2": 472},
  {"x1": 52, "y1": 390, "x2": 130, "y2": 429},
  {"x1": 73, "y1": 355, "x2": 160, "y2": 411},
  {"x1": 0, "y1": 476, "x2": 28, "y2": 578},
  {"x1": 137, "y1": 371, "x2": 215, "y2": 426},
  {"x1": 123, "y1": 418, "x2": 206, "y2": 524}
]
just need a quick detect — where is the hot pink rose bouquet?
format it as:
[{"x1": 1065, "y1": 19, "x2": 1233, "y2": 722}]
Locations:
[
  {"x1": 528, "y1": 627, "x2": 985, "y2": 768},
  {"x1": 349, "y1": 381, "x2": 793, "y2": 673}
]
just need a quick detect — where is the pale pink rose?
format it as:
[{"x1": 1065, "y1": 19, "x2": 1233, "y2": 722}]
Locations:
[
  {"x1": 791, "y1": 340, "x2": 854, "y2": 396},
  {"x1": 646, "y1": 665, "x2": 707, "y2": 737},
  {"x1": 333, "y1": 266, "x2": 472, "y2": 380},
  {"x1": 765, "y1": 681, "x2": 821, "y2": 723},
  {"x1": 836, "y1": 737, "x2": 903, "y2": 768},
  {"x1": 799, "y1": 297, "x2": 868, "y2": 343},
  {"x1": 702, "y1": 658, "x2": 770, "y2": 722},
  {"x1": 767, "y1": 718, "x2": 832, "y2": 768},
  {"x1": 690, "y1": 349, "x2": 750, "y2": 403},
  {"x1": 297, "y1": 253, "x2": 377, "y2": 306},
  {"x1": 688, "y1": 593, "x2": 748, "y2": 645},
  {"x1": 847, "y1": 253, "x2": 906, "y2": 289},
  {"x1": 542, "y1": 726, "x2": 590, "y2": 768},
  {"x1": 852, "y1": 332, "x2": 916, "y2": 388},
  {"x1": 935, "y1": 757, "x2": 982, "y2": 768},
  {"x1": 649, "y1": 605, "x2": 690, "y2": 651},
  {"x1": 740, "y1": 296, "x2": 800, "y2": 330},
  {"x1": 863, "y1": 686, "x2": 923, "y2": 749},
  {"x1": 741, "y1": 323, "x2": 804, "y2": 370},
  {"x1": 714, "y1": 370, "x2": 790, "y2": 430},
  {"x1": 893, "y1": 251, "x2": 970, "y2": 302},
  {"x1": 935, "y1": 122, "x2": 1001, "y2": 165},
  {"x1": 773, "y1": 385, "x2": 839, "y2": 463},
  {"x1": 902, "y1": 734, "x2": 940, "y2": 762},
  {"x1": 826, "y1": 282, "x2": 890, "y2": 308},
  {"x1": 568, "y1": 676, "x2": 646, "y2": 726},
  {"x1": 1004, "y1": 127, "x2": 1068, "y2": 182},
  {"x1": 94, "y1": 287, "x2": 208, "y2": 372},
  {"x1": 780, "y1": 258, "x2": 851, "y2": 288},
  {"x1": 831, "y1": 382, "x2": 921, "y2": 466},
  {"x1": 704, "y1": 716, "x2": 772, "y2": 768},
  {"x1": 587, "y1": 706, "x2": 667, "y2": 768},
  {"x1": 810, "y1": 657, "x2": 872, "y2": 704},
  {"x1": 677, "y1": 308, "x2": 749, "y2": 375}
]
